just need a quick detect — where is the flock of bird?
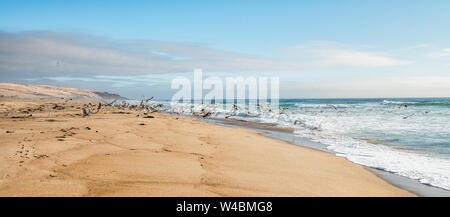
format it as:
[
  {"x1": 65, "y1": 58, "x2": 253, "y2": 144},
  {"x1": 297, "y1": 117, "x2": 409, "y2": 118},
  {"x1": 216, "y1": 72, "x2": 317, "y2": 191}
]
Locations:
[{"x1": 89, "y1": 98, "x2": 429, "y2": 132}]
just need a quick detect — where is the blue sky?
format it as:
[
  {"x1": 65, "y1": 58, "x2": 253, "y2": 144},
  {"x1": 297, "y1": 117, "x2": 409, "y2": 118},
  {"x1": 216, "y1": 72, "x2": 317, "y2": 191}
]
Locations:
[{"x1": 1, "y1": 0, "x2": 450, "y2": 98}]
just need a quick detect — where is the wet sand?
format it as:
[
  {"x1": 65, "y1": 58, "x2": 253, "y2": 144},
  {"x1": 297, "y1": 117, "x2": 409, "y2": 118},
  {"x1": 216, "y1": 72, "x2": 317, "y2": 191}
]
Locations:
[
  {"x1": 208, "y1": 118, "x2": 450, "y2": 197},
  {"x1": 0, "y1": 99, "x2": 415, "y2": 196}
]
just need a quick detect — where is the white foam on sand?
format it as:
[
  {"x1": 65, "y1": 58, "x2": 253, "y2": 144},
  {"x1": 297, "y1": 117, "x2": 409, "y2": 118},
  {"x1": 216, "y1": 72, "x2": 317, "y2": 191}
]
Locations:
[{"x1": 293, "y1": 128, "x2": 450, "y2": 191}]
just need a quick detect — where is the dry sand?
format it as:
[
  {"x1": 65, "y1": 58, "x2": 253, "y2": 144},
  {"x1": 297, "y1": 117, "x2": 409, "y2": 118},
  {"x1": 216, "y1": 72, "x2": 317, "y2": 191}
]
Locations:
[{"x1": 0, "y1": 99, "x2": 415, "y2": 196}]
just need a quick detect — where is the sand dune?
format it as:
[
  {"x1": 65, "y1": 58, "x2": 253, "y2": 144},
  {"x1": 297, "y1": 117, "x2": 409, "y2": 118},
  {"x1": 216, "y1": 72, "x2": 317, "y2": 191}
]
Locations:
[{"x1": 0, "y1": 83, "x2": 125, "y2": 102}]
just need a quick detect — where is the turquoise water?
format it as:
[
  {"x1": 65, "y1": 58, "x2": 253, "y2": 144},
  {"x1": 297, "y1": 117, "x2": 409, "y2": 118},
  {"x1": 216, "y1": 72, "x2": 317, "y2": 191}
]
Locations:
[
  {"x1": 279, "y1": 98, "x2": 450, "y2": 157},
  {"x1": 149, "y1": 98, "x2": 450, "y2": 190}
]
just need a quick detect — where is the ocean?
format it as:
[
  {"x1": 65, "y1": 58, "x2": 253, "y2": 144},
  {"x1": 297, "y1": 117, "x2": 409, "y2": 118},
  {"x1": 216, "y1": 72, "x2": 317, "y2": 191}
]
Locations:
[{"x1": 142, "y1": 98, "x2": 450, "y2": 191}]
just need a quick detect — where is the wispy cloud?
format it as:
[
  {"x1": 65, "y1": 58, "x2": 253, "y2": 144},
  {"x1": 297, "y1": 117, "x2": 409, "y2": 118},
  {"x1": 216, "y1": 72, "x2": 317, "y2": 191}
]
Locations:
[
  {"x1": 286, "y1": 41, "x2": 411, "y2": 67},
  {"x1": 0, "y1": 31, "x2": 303, "y2": 79},
  {"x1": 313, "y1": 49, "x2": 410, "y2": 67},
  {"x1": 0, "y1": 32, "x2": 417, "y2": 83},
  {"x1": 281, "y1": 76, "x2": 450, "y2": 98},
  {"x1": 428, "y1": 48, "x2": 450, "y2": 57}
]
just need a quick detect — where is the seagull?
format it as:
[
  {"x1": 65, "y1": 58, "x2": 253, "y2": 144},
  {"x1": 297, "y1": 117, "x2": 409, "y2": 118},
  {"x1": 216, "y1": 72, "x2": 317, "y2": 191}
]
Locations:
[{"x1": 327, "y1": 104, "x2": 337, "y2": 109}]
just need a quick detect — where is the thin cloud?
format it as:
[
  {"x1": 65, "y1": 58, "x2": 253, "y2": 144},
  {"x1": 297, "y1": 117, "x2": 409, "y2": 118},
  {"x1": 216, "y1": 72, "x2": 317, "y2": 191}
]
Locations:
[
  {"x1": 281, "y1": 76, "x2": 450, "y2": 98},
  {"x1": 428, "y1": 48, "x2": 450, "y2": 57},
  {"x1": 286, "y1": 41, "x2": 411, "y2": 67},
  {"x1": 314, "y1": 49, "x2": 411, "y2": 67},
  {"x1": 0, "y1": 31, "x2": 303, "y2": 79}
]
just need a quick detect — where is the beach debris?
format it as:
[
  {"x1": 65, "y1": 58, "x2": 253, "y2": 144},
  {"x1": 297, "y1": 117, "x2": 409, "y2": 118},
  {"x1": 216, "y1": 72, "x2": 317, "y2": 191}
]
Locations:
[
  {"x1": 9, "y1": 116, "x2": 25, "y2": 119},
  {"x1": 34, "y1": 154, "x2": 49, "y2": 159},
  {"x1": 200, "y1": 108, "x2": 211, "y2": 118},
  {"x1": 202, "y1": 111, "x2": 211, "y2": 118},
  {"x1": 106, "y1": 100, "x2": 117, "y2": 106},
  {"x1": 82, "y1": 108, "x2": 89, "y2": 117},
  {"x1": 63, "y1": 131, "x2": 76, "y2": 136},
  {"x1": 85, "y1": 126, "x2": 91, "y2": 130},
  {"x1": 52, "y1": 104, "x2": 65, "y2": 110},
  {"x1": 96, "y1": 102, "x2": 102, "y2": 113},
  {"x1": 6, "y1": 130, "x2": 14, "y2": 133},
  {"x1": 119, "y1": 101, "x2": 129, "y2": 109},
  {"x1": 61, "y1": 127, "x2": 78, "y2": 133},
  {"x1": 143, "y1": 115, "x2": 154, "y2": 118},
  {"x1": 112, "y1": 111, "x2": 131, "y2": 114}
]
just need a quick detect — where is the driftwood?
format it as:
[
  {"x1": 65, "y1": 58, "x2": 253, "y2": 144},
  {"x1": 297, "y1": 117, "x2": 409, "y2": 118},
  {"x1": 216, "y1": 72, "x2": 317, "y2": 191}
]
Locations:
[
  {"x1": 97, "y1": 102, "x2": 102, "y2": 112},
  {"x1": 202, "y1": 112, "x2": 211, "y2": 118},
  {"x1": 75, "y1": 96, "x2": 165, "y2": 118},
  {"x1": 52, "y1": 104, "x2": 65, "y2": 110},
  {"x1": 82, "y1": 108, "x2": 89, "y2": 117},
  {"x1": 106, "y1": 100, "x2": 116, "y2": 106},
  {"x1": 87, "y1": 102, "x2": 103, "y2": 115}
]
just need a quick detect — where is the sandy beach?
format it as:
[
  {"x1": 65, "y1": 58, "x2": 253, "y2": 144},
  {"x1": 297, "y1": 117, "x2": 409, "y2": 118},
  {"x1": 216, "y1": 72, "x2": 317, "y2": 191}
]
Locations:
[{"x1": 0, "y1": 99, "x2": 415, "y2": 197}]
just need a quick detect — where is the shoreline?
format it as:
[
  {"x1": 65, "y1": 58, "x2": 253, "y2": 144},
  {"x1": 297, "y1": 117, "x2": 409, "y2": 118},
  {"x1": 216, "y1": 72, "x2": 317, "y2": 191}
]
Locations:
[
  {"x1": 203, "y1": 117, "x2": 450, "y2": 197},
  {"x1": 0, "y1": 99, "x2": 415, "y2": 196}
]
